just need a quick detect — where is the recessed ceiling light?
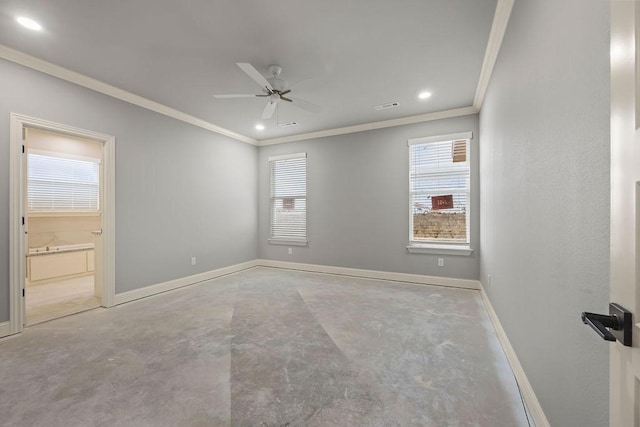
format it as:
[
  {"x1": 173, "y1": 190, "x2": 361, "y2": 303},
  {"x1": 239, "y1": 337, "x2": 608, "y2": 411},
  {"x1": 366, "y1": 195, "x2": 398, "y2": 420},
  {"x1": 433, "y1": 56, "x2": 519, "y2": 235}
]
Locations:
[
  {"x1": 418, "y1": 91, "x2": 432, "y2": 100},
  {"x1": 16, "y1": 16, "x2": 42, "y2": 31},
  {"x1": 255, "y1": 124, "x2": 265, "y2": 131}
]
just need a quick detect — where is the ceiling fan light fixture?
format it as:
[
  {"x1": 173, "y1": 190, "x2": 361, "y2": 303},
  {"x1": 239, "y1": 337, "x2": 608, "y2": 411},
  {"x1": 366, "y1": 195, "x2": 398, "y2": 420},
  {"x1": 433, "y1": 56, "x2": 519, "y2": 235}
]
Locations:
[
  {"x1": 255, "y1": 123, "x2": 265, "y2": 131},
  {"x1": 418, "y1": 91, "x2": 432, "y2": 100},
  {"x1": 16, "y1": 16, "x2": 42, "y2": 31}
]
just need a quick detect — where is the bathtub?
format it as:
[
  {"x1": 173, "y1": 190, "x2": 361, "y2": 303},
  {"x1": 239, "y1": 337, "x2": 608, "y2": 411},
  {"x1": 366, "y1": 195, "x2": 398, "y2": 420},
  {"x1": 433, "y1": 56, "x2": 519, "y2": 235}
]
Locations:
[
  {"x1": 27, "y1": 243, "x2": 95, "y2": 283},
  {"x1": 28, "y1": 243, "x2": 95, "y2": 256}
]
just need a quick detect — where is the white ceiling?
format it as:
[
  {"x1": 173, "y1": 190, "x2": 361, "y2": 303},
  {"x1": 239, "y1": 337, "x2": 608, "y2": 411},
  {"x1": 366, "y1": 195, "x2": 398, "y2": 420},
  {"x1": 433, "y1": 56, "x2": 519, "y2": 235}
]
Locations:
[{"x1": 0, "y1": 0, "x2": 497, "y2": 141}]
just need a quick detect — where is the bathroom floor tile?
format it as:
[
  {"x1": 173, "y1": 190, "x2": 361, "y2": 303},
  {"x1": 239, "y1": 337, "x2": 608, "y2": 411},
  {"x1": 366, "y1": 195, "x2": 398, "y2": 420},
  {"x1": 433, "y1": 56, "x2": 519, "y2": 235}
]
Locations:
[{"x1": 26, "y1": 275, "x2": 99, "y2": 325}]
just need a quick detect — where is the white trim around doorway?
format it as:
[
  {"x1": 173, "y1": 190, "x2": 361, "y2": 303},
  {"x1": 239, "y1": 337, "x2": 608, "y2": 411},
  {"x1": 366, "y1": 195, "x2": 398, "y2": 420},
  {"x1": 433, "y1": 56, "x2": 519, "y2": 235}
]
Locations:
[{"x1": 7, "y1": 113, "x2": 116, "y2": 337}]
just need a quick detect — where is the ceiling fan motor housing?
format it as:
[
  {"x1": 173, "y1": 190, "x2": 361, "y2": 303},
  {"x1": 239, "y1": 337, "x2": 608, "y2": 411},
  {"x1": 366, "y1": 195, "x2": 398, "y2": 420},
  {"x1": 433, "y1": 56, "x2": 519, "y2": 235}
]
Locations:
[
  {"x1": 267, "y1": 77, "x2": 287, "y2": 92},
  {"x1": 268, "y1": 65, "x2": 282, "y2": 77},
  {"x1": 267, "y1": 65, "x2": 287, "y2": 92}
]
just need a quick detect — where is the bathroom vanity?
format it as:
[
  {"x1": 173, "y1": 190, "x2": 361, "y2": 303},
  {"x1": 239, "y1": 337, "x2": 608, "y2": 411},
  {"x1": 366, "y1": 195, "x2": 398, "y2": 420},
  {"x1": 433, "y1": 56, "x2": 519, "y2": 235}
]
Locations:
[{"x1": 26, "y1": 244, "x2": 95, "y2": 283}]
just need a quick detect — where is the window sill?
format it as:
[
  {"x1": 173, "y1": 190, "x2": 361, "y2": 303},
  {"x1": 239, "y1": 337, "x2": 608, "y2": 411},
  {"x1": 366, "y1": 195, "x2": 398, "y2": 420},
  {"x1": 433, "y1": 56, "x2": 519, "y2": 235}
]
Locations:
[
  {"x1": 269, "y1": 238, "x2": 308, "y2": 247},
  {"x1": 406, "y1": 244, "x2": 473, "y2": 256}
]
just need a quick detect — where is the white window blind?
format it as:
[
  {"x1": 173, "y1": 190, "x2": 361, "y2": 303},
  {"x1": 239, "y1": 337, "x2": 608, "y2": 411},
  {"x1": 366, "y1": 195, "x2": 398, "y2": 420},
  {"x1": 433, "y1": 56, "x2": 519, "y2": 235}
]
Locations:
[
  {"x1": 28, "y1": 152, "x2": 100, "y2": 212},
  {"x1": 409, "y1": 134, "x2": 470, "y2": 244},
  {"x1": 269, "y1": 153, "x2": 307, "y2": 243}
]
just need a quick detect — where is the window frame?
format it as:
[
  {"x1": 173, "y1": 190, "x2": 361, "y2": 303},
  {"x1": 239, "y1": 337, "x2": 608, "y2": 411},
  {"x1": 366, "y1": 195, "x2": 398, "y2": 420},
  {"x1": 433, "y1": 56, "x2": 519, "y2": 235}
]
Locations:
[
  {"x1": 406, "y1": 132, "x2": 473, "y2": 256},
  {"x1": 268, "y1": 152, "x2": 308, "y2": 246}
]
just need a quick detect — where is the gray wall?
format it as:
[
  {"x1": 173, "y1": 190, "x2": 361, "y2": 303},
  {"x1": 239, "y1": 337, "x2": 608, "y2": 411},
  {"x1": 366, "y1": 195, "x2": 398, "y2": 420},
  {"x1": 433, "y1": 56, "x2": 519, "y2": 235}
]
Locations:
[
  {"x1": 0, "y1": 58, "x2": 258, "y2": 322},
  {"x1": 478, "y1": 0, "x2": 610, "y2": 426},
  {"x1": 258, "y1": 114, "x2": 480, "y2": 280}
]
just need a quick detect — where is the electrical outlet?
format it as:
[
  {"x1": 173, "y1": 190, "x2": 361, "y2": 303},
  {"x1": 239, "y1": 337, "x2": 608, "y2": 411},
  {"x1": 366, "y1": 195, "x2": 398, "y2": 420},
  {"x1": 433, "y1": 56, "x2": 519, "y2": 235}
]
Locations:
[
  {"x1": 191, "y1": 257, "x2": 196, "y2": 266},
  {"x1": 288, "y1": 247, "x2": 293, "y2": 255},
  {"x1": 437, "y1": 258, "x2": 444, "y2": 267}
]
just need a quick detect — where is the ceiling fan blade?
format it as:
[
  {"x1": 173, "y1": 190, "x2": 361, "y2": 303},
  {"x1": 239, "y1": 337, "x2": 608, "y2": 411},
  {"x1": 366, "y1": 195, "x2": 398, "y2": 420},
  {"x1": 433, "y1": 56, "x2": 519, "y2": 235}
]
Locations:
[
  {"x1": 280, "y1": 96, "x2": 293, "y2": 102},
  {"x1": 261, "y1": 101, "x2": 277, "y2": 119},
  {"x1": 279, "y1": 89, "x2": 291, "y2": 96},
  {"x1": 289, "y1": 97, "x2": 323, "y2": 114},
  {"x1": 213, "y1": 94, "x2": 259, "y2": 98},
  {"x1": 237, "y1": 63, "x2": 274, "y2": 92}
]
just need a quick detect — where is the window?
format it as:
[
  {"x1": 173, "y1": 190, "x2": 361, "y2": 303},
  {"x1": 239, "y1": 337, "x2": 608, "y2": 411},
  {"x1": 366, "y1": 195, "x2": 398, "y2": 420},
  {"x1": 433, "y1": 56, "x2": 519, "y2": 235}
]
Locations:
[
  {"x1": 408, "y1": 132, "x2": 472, "y2": 253},
  {"x1": 269, "y1": 153, "x2": 307, "y2": 245},
  {"x1": 27, "y1": 150, "x2": 100, "y2": 212}
]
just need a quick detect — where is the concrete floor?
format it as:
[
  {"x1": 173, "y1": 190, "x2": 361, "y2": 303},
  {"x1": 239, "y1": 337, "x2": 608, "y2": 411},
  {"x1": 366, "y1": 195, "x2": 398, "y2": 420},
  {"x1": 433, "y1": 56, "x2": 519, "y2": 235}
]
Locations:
[
  {"x1": 0, "y1": 267, "x2": 529, "y2": 426},
  {"x1": 26, "y1": 275, "x2": 100, "y2": 325}
]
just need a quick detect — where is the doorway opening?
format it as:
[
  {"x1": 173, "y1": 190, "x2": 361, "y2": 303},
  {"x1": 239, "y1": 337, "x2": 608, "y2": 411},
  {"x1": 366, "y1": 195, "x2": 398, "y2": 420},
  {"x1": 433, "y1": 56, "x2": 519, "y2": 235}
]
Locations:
[
  {"x1": 24, "y1": 128, "x2": 103, "y2": 325},
  {"x1": 9, "y1": 114, "x2": 115, "y2": 334}
]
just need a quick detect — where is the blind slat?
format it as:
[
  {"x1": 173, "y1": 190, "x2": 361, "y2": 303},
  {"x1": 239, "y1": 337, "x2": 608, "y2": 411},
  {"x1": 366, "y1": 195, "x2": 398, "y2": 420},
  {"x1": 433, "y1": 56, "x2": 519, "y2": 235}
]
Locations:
[
  {"x1": 409, "y1": 139, "x2": 470, "y2": 243},
  {"x1": 28, "y1": 153, "x2": 100, "y2": 212},
  {"x1": 270, "y1": 156, "x2": 307, "y2": 240}
]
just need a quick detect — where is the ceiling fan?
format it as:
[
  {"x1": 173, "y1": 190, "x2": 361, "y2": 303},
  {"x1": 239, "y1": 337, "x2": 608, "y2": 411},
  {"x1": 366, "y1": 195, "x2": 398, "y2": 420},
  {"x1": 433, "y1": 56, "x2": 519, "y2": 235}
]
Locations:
[{"x1": 213, "y1": 63, "x2": 321, "y2": 120}]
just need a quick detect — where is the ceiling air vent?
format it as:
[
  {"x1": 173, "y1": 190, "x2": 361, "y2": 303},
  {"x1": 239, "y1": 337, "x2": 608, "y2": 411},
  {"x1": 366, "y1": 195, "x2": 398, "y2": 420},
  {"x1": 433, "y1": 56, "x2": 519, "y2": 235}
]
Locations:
[
  {"x1": 374, "y1": 101, "x2": 400, "y2": 111},
  {"x1": 279, "y1": 121, "x2": 298, "y2": 128}
]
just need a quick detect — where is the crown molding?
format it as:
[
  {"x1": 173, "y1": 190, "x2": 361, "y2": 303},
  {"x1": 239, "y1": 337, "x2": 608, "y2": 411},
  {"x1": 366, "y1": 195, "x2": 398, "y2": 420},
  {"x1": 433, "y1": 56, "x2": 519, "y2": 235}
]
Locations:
[
  {"x1": 258, "y1": 106, "x2": 479, "y2": 146},
  {"x1": 0, "y1": 44, "x2": 257, "y2": 146},
  {"x1": 473, "y1": 0, "x2": 515, "y2": 110},
  {"x1": 1, "y1": 0, "x2": 514, "y2": 149}
]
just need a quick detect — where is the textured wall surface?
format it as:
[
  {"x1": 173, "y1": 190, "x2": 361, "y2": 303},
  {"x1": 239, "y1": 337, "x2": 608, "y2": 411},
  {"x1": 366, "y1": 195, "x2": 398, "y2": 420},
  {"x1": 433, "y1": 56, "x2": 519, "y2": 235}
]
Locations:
[
  {"x1": 0, "y1": 58, "x2": 258, "y2": 321},
  {"x1": 258, "y1": 115, "x2": 480, "y2": 280},
  {"x1": 478, "y1": 0, "x2": 610, "y2": 425}
]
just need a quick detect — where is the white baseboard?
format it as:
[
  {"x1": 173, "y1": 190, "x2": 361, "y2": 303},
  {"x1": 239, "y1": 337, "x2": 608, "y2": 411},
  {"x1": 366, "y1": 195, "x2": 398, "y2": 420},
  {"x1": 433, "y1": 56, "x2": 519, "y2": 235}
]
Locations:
[
  {"x1": 114, "y1": 260, "x2": 258, "y2": 305},
  {"x1": 479, "y1": 283, "x2": 549, "y2": 427},
  {"x1": 0, "y1": 321, "x2": 12, "y2": 339},
  {"x1": 255, "y1": 259, "x2": 480, "y2": 290}
]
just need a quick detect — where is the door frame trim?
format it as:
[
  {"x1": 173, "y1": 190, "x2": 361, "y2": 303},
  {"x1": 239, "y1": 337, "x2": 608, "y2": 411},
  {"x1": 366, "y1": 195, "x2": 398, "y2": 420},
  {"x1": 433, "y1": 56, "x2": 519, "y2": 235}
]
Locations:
[{"x1": 8, "y1": 113, "x2": 116, "y2": 335}]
